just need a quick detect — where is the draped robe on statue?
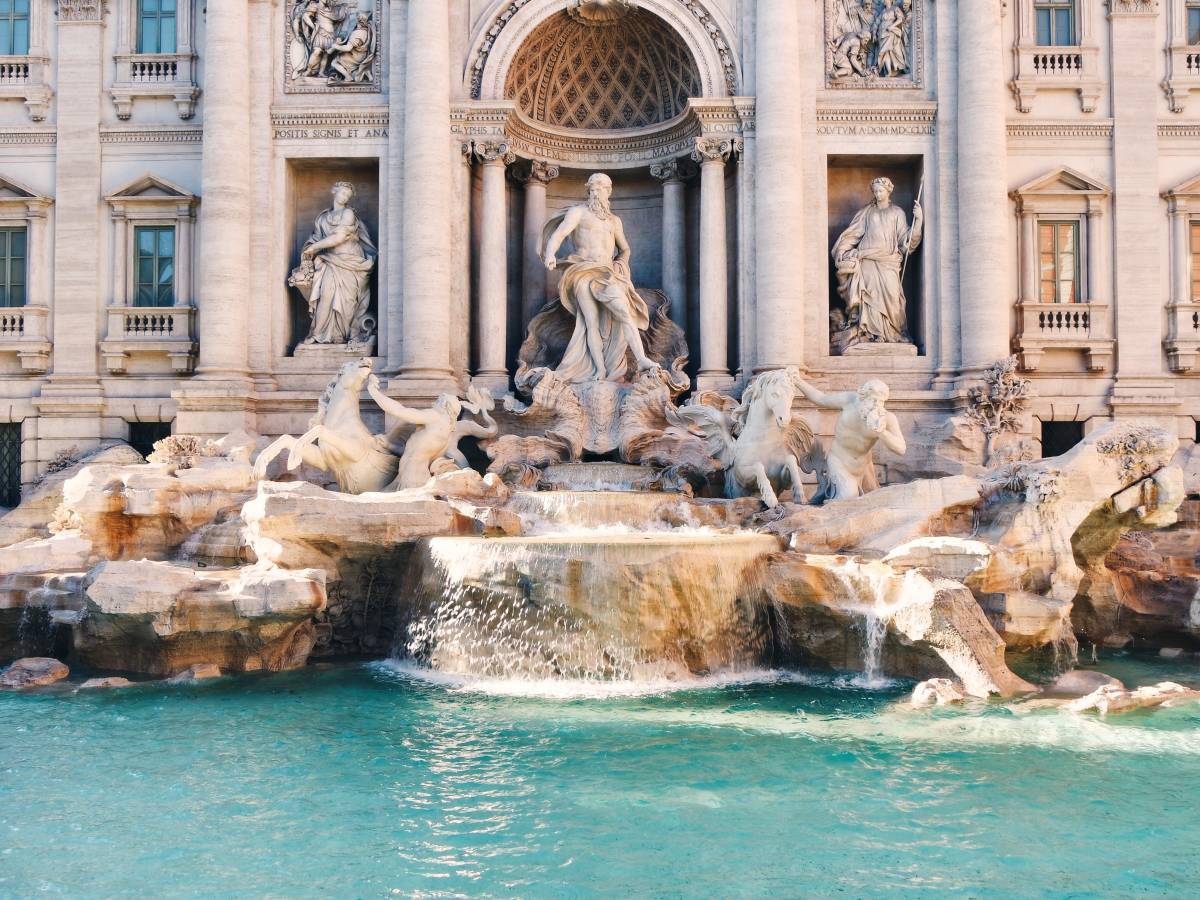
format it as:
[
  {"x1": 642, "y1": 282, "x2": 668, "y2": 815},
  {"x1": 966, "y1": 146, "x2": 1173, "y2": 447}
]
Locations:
[
  {"x1": 305, "y1": 206, "x2": 377, "y2": 345},
  {"x1": 832, "y1": 202, "x2": 920, "y2": 345},
  {"x1": 539, "y1": 210, "x2": 650, "y2": 383}
]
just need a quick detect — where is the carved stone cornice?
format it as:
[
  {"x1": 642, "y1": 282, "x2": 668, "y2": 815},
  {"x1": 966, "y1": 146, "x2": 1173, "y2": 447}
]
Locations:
[
  {"x1": 472, "y1": 140, "x2": 516, "y2": 166},
  {"x1": 1007, "y1": 120, "x2": 1114, "y2": 140},
  {"x1": 816, "y1": 103, "x2": 937, "y2": 137},
  {"x1": 100, "y1": 126, "x2": 203, "y2": 144},
  {"x1": 57, "y1": 0, "x2": 103, "y2": 22},
  {"x1": 649, "y1": 156, "x2": 695, "y2": 183},
  {"x1": 511, "y1": 159, "x2": 560, "y2": 186},
  {"x1": 0, "y1": 129, "x2": 56, "y2": 145},
  {"x1": 691, "y1": 137, "x2": 735, "y2": 164}
]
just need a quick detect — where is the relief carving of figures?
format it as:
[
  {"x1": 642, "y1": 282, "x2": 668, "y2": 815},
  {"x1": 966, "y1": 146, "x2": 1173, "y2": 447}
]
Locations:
[
  {"x1": 287, "y1": 0, "x2": 379, "y2": 91},
  {"x1": 288, "y1": 181, "x2": 378, "y2": 352},
  {"x1": 830, "y1": 176, "x2": 922, "y2": 352},
  {"x1": 826, "y1": 0, "x2": 918, "y2": 86},
  {"x1": 540, "y1": 172, "x2": 661, "y2": 384}
]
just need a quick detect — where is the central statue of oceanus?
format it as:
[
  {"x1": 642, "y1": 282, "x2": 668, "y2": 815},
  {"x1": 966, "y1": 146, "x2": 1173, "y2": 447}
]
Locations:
[{"x1": 539, "y1": 172, "x2": 661, "y2": 383}]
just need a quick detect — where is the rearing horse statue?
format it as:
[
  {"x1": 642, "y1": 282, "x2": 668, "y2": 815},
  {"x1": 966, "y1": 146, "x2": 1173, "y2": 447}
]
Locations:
[{"x1": 671, "y1": 368, "x2": 814, "y2": 508}]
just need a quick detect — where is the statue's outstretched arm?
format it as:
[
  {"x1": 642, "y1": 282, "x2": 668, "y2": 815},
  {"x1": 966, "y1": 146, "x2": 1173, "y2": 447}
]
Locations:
[
  {"x1": 792, "y1": 375, "x2": 851, "y2": 410},
  {"x1": 367, "y1": 376, "x2": 435, "y2": 426}
]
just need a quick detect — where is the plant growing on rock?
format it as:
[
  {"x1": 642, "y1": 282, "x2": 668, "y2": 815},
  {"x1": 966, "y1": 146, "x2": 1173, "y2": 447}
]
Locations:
[
  {"x1": 965, "y1": 355, "x2": 1032, "y2": 465},
  {"x1": 147, "y1": 435, "x2": 221, "y2": 468}
]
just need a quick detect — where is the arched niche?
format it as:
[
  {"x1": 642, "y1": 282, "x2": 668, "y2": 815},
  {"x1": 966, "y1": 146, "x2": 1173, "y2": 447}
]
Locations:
[{"x1": 467, "y1": 0, "x2": 739, "y2": 105}]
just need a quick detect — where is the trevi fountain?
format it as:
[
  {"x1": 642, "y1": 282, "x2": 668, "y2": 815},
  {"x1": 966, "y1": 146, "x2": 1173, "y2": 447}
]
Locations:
[{"x1": 3, "y1": 0, "x2": 1200, "y2": 896}]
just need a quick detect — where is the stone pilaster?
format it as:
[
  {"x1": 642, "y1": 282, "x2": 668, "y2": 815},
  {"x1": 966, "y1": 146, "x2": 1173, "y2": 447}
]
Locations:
[
  {"x1": 692, "y1": 139, "x2": 734, "y2": 390},
  {"x1": 754, "y1": 0, "x2": 804, "y2": 371},
  {"x1": 515, "y1": 159, "x2": 559, "y2": 334},
  {"x1": 650, "y1": 157, "x2": 690, "y2": 333},
  {"x1": 175, "y1": 0, "x2": 254, "y2": 437},
  {"x1": 33, "y1": 0, "x2": 107, "y2": 466},
  {"x1": 1108, "y1": 0, "x2": 1177, "y2": 422},
  {"x1": 398, "y1": 0, "x2": 456, "y2": 394},
  {"x1": 473, "y1": 140, "x2": 515, "y2": 392},
  {"x1": 956, "y1": 0, "x2": 1011, "y2": 373}
]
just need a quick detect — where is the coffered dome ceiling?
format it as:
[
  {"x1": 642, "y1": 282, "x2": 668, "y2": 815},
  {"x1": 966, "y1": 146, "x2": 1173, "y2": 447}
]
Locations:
[{"x1": 504, "y1": 10, "x2": 703, "y2": 131}]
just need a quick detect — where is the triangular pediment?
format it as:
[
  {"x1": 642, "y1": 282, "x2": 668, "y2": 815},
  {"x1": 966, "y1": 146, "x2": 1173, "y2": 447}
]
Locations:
[
  {"x1": 1164, "y1": 171, "x2": 1200, "y2": 200},
  {"x1": 105, "y1": 174, "x2": 197, "y2": 202},
  {"x1": 1012, "y1": 166, "x2": 1111, "y2": 198},
  {"x1": 0, "y1": 174, "x2": 48, "y2": 202}
]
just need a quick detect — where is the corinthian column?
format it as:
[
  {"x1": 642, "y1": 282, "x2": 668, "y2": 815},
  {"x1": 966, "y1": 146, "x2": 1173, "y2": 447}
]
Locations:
[
  {"x1": 474, "y1": 141, "x2": 515, "y2": 392},
  {"x1": 399, "y1": 0, "x2": 455, "y2": 390},
  {"x1": 692, "y1": 139, "x2": 734, "y2": 389},
  {"x1": 957, "y1": 0, "x2": 1010, "y2": 371},
  {"x1": 516, "y1": 160, "x2": 559, "y2": 332},
  {"x1": 650, "y1": 157, "x2": 689, "y2": 332},
  {"x1": 194, "y1": 0, "x2": 250, "y2": 380},
  {"x1": 754, "y1": 0, "x2": 805, "y2": 371}
]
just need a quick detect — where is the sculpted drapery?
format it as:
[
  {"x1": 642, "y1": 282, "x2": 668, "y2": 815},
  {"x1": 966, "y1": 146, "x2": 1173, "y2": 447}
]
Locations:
[
  {"x1": 293, "y1": 182, "x2": 377, "y2": 349},
  {"x1": 832, "y1": 177, "x2": 922, "y2": 346}
]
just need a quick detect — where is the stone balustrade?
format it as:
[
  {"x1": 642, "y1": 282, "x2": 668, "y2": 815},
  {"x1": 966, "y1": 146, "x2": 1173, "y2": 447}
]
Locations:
[
  {"x1": 1011, "y1": 44, "x2": 1101, "y2": 112},
  {"x1": 1014, "y1": 301, "x2": 1112, "y2": 372},
  {"x1": 0, "y1": 58, "x2": 30, "y2": 84},
  {"x1": 0, "y1": 305, "x2": 50, "y2": 372},
  {"x1": 111, "y1": 52, "x2": 197, "y2": 119},
  {"x1": 100, "y1": 305, "x2": 197, "y2": 374},
  {"x1": 1165, "y1": 303, "x2": 1200, "y2": 373}
]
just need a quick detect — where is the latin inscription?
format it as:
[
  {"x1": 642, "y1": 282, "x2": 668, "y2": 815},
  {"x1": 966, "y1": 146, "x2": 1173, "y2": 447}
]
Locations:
[{"x1": 272, "y1": 127, "x2": 389, "y2": 141}]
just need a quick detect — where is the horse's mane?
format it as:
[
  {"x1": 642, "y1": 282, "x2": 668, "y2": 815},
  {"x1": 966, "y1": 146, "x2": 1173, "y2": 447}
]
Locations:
[
  {"x1": 309, "y1": 360, "x2": 362, "y2": 429},
  {"x1": 731, "y1": 369, "x2": 792, "y2": 434}
]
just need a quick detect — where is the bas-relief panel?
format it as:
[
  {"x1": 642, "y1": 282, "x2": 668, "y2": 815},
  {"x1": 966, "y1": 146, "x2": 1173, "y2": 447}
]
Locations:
[
  {"x1": 824, "y1": 0, "x2": 923, "y2": 89},
  {"x1": 284, "y1": 0, "x2": 383, "y2": 94}
]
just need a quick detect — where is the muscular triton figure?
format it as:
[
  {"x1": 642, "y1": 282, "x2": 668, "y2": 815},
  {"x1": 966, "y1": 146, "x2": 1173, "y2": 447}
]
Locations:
[{"x1": 540, "y1": 172, "x2": 659, "y2": 383}]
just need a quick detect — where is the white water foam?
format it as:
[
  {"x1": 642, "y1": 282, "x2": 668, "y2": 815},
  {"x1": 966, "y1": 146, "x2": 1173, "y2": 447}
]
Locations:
[{"x1": 375, "y1": 660, "x2": 892, "y2": 700}]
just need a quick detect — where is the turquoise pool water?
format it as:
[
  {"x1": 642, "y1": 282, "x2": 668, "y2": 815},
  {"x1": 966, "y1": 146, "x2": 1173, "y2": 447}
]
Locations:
[{"x1": 2, "y1": 658, "x2": 1199, "y2": 898}]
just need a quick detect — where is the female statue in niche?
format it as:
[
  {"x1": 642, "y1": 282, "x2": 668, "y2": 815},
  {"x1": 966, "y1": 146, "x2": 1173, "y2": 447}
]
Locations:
[
  {"x1": 831, "y1": 176, "x2": 922, "y2": 351},
  {"x1": 289, "y1": 181, "x2": 377, "y2": 351}
]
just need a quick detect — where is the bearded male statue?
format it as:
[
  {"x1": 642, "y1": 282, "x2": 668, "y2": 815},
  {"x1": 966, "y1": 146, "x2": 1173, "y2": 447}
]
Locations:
[
  {"x1": 539, "y1": 172, "x2": 660, "y2": 383},
  {"x1": 792, "y1": 376, "x2": 906, "y2": 502}
]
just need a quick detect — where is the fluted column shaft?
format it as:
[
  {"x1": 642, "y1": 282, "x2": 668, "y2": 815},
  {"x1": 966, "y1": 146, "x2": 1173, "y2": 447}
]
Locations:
[
  {"x1": 519, "y1": 160, "x2": 558, "y2": 331},
  {"x1": 195, "y1": 0, "x2": 250, "y2": 378},
  {"x1": 400, "y1": 0, "x2": 454, "y2": 384},
  {"x1": 1169, "y1": 203, "x2": 1190, "y2": 306},
  {"x1": 956, "y1": 0, "x2": 1010, "y2": 370},
  {"x1": 693, "y1": 140, "x2": 733, "y2": 388},
  {"x1": 474, "y1": 142, "x2": 514, "y2": 390},
  {"x1": 651, "y1": 157, "x2": 688, "y2": 331},
  {"x1": 754, "y1": 0, "x2": 804, "y2": 370}
]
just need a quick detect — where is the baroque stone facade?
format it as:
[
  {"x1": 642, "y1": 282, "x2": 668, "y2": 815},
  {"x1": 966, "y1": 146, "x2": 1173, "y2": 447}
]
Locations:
[{"x1": 0, "y1": 0, "x2": 1198, "y2": 500}]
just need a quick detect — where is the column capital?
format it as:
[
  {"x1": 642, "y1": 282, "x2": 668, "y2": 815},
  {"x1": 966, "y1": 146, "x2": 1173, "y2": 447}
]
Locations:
[
  {"x1": 511, "y1": 158, "x2": 559, "y2": 186},
  {"x1": 650, "y1": 156, "x2": 695, "y2": 184},
  {"x1": 691, "y1": 137, "x2": 736, "y2": 165},
  {"x1": 472, "y1": 140, "x2": 516, "y2": 166}
]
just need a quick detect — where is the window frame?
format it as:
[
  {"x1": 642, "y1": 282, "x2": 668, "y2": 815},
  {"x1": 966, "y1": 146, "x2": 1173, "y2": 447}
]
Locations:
[
  {"x1": 0, "y1": 0, "x2": 30, "y2": 57},
  {"x1": 133, "y1": 224, "x2": 175, "y2": 308},
  {"x1": 1037, "y1": 219, "x2": 1082, "y2": 304},
  {"x1": 112, "y1": 0, "x2": 197, "y2": 120},
  {"x1": 0, "y1": 224, "x2": 27, "y2": 308},
  {"x1": 1033, "y1": 0, "x2": 1077, "y2": 47},
  {"x1": 136, "y1": 0, "x2": 176, "y2": 55}
]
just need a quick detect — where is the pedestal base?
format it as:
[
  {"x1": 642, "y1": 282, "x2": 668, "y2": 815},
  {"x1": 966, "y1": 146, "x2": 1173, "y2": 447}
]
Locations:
[{"x1": 840, "y1": 341, "x2": 919, "y2": 358}]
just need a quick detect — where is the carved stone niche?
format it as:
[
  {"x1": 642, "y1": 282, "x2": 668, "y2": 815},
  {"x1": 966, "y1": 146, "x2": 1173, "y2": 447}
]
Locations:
[
  {"x1": 284, "y1": 0, "x2": 382, "y2": 94},
  {"x1": 824, "y1": 0, "x2": 924, "y2": 89},
  {"x1": 286, "y1": 159, "x2": 380, "y2": 361},
  {"x1": 826, "y1": 155, "x2": 925, "y2": 356}
]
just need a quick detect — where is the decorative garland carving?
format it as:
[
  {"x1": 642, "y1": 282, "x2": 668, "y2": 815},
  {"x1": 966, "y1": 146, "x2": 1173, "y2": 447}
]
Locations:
[{"x1": 57, "y1": 0, "x2": 103, "y2": 21}]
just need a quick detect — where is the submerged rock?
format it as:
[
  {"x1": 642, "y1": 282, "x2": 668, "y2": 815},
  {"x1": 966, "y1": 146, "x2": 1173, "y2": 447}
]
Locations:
[
  {"x1": 78, "y1": 677, "x2": 134, "y2": 690},
  {"x1": 168, "y1": 663, "x2": 222, "y2": 683},
  {"x1": 911, "y1": 678, "x2": 965, "y2": 706},
  {"x1": 0, "y1": 657, "x2": 69, "y2": 689},
  {"x1": 1046, "y1": 669, "x2": 1125, "y2": 698},
  {"x1": 1066, "y1": 681, "x2": 1200, "y2": 716}
]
